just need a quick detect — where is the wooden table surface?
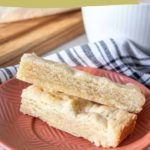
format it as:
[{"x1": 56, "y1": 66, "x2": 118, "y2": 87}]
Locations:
[{"x1": 0, "y1": 10, "x2": 84, "y2": 67}]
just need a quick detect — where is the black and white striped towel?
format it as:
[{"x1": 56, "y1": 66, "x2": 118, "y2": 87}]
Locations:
[{"x1": 0, "y1": 38, "x2": 150, "y2": 88}]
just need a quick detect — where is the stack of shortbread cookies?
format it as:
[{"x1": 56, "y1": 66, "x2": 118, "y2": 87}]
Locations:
[{"x1": 17, "y1": 53, "x2": 145, "y2": 148}]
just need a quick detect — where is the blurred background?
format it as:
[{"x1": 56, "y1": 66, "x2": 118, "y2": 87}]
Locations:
[
  {"x1": 0, "y1": 4, "x2": 150, "y2": 67},
  {"x1": 0, "y1": 8, "x2": 87, "y2": 67}
]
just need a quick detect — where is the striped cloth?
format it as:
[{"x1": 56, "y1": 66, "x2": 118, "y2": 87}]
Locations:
[{"x1": 0, "y1": 38, "x2": 150, "y2": 88}]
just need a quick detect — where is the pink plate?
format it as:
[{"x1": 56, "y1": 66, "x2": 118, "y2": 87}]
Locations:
[{"x1": 0, "y1": 67, "x2": 149, "y2": 150}]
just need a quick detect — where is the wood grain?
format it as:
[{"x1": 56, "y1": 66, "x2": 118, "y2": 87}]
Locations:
[
  {"x1": 2, "y1": 21, "x2": 83, "y2": 66},
  {"x1": 0, "y1": 15, "x2": 58, "y2": 44},
  {"x1": 0, "y1": 10, "x2": 84, "y2": 67}
]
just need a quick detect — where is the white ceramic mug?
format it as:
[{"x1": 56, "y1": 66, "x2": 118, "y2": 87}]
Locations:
[{"x1": 82, "y1": 4, "x2": 150, "y2": 52}]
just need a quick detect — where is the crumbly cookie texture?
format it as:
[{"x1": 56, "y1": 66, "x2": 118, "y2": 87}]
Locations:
[
  {"x1": 17, "y1": 53, "x2": 145, "y2": 113},
  {"x1": 20, "y1": 85, "x2": 137, "y2": 148}
]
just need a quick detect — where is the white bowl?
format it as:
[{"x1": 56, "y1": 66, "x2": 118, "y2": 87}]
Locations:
[{"x1": 82, "y1": 4, "x2": 150, "y2": 52}]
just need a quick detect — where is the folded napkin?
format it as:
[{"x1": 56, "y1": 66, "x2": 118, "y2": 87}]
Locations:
[{"x1": 0, "y1": 38, "x2": 150, "y2": 88}]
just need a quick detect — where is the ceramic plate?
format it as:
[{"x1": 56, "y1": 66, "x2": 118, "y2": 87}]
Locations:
[{"x1": 0, "y1": 67, "x2": 149, "y2": 150}]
